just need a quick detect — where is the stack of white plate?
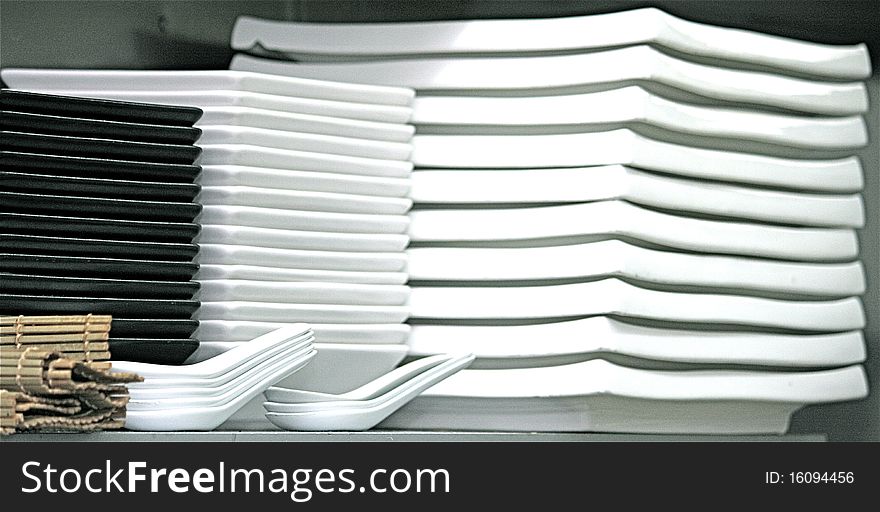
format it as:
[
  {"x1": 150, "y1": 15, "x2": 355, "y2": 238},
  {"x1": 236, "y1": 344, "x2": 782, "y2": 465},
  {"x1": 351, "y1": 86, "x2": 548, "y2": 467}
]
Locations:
[
  {"x1": 0, "y1": 69, "x2": 419, "y2": 398},
  {"x1": 114, "y1": 325, "x2": 315, "y2": 431},
  {"x1": 225, "y1": 8, "x2": 871, "y2": 434}
]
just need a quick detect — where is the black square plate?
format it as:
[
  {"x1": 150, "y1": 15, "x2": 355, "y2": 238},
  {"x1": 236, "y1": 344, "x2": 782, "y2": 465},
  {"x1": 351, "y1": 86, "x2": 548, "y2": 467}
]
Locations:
[
  {"x1": 0, "y1": 273, "x2": 199, "y2": 299},
  {"x1": 0, "y1": 171, "x2": 200, "y2": 201},
  {"x1": 0, "y1": 90, "x2": 202, "y2": 126},
  {"x1": 0, "y1": 253, "x2": 198, "y2": 281},
  {"x1": 0, "y1": 294, "x2": 200, "y2": 319},
  {"x1": 0, "y1": 234, "x2": 198, "y2": 261},
  {"x1": 1, "y1": 111, "x2": 202, "y2": 144},
  {"x1": 0, "y1": 212, "x2": 200, "y2": 243},
  {"x1": 110, "y1": 318, "x2": 199, "y2": 339},
  {"x1": 1, "y1": 131, "x2": 201, "y2": 165},
  {"x1": 0, "y1": 151, "x2": 201, "y2": 183},
  {"x1": 0, "y1": 190, "x2": 201, "y2": 222},
  {"x1": 109, "y1": 338, "x2": 200, "y2": 365}
]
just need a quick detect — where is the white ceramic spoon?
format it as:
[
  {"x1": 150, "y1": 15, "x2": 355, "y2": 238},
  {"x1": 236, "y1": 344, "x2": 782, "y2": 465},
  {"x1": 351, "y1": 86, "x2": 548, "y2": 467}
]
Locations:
[
  {"x1": 379, "y1": 362, "x2": 869, "y2": 433},
  {"x1": 199, "y1": 144, "x2": 412, "y2": 178},
  {"x1": 197, "y1": 244, "x2": 407, "y2": 272},
  {"x1": 406, "y1": 278, "x2": 865, "y2": 331},
  {"x1": 199, "y1": 165, "x2": 410, "y2": 198},
  {"x1": 198, "y1": 205, "x2": 409, "y2": 234},
  {"x1": 20, "y1": 89, "x2": 413, "y2": 123},
  {"x1": 113, "y1": 324, "x2": 310, "y2": 379},
  {"x1": 407, "y1": 200, "x2": 858, "y2": 261},
  {"x1": 407, "y1": 317, "x2": 866, "y2": 367},
  {"x1": 410, "y1": 130, "x2": 863, "y2": 192},
  {"x1": 231, "y1": 8, "x2": 870, "y2": 79},
  {"x1": 123, "y1": 350, "x2": 317, "y2": 431},
  {"x1": 128, "y1": 345, "x2": 316, "y2": 408},
  {"x1": 196, "y1": 321, "x2": 410, "y2": 344},
  {"x1": 229, "y1": 48, "x2": 867, "y2": 115},
  {"x1": 198, "y1": 302, "x2": 410, "y2": 324},
  {"x1": 411, "y1": 166, "x2": 863, "y2": 227},
  {"x1": 197, "y1": 280, "x2": 410, "y2": 306},
  {"x1": 0, "y1": 69, "x2": 415, "y2": 105},
  {"x1": 197, "y1": 186, "x2": 413, "y2": 215},
  {"x1": 196, "y1": 225, "x2": 409, "y2": 253},
  {"x1": 193, "y1": 343, "x2": 408, "y2": 396},
  {"x1": 198, "y1": 126, "x2": 413, "y2": 161},
  {"x1": 128, "y1": 339, "x2": 314, "y2": 395},
  {"x1": 264, "y1": 355, "x2": 476, "y2": 431},
  {"x1": 406, "y1": 240, "x2": 866, "y2": 297},
  {"x1": 412, "y1": 86, "x2": 867, "y2": 149},
  {"x1": 265, "y1": 353, "x2": 455, "y2": 403},
  {"x1": 195, "y1": 265, "x2": 408, "y2": 286}
]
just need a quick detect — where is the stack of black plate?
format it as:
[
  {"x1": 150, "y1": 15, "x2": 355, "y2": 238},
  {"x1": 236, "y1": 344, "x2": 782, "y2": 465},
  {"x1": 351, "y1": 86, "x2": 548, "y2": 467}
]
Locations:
[{"x1": 0, "y1": 89, "x2": 203, "y2": 364}]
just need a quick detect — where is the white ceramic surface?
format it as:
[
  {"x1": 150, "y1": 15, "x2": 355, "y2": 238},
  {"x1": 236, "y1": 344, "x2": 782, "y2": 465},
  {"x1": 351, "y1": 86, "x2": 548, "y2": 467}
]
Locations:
[
  {"x1": 407, "y1": 200, "x2": 858, "y2": 261},
  {"x1": 199, "y1": 165, "x2": 410, "y2": 198},
  {"x1": 0, "y1": 69, "x2": 415, "y2": 105},
  {"x1": 265, "y1": 353, "x2": 455, "y2": 403},
  {"x1": 231, "y1": 8, "x2": 870, "y2": 79},
  {"x1": 229, "y1": 48, "x2": 868, "y2": 115},
  {"x1": 197, "y1": 185, "x2": 413, "y2": 215},
  {"x1": 198, "y1": 302, "x2": 410, "y2": 324},
  {"x1": 406, "y1": 278, "x2": 865, "y2": 331},
  {"x1": 199, "y1": 144, "x2": 412, "y2": 178},
  {"x1": 407, "y1": 317, "x2": 866, "y2": 367},
  {"x1": 198, "y1": 126, "x2": 413, "y2": 160},
  {"x1": 197, "y1": 280, "x2": 410, "y2": 305},
  {"x1": 264, "y1": 354, "x2": 475, "y2": 431},
  {"x1": 23, "y1": 88, "x2": 413, "y2": 123},
  {"x1": 197, "y1": 244, "x2": 407, "y2": 272},
  {"x1": 412, "y1": 86, "x2": 867, "y2": 149},
  {"x1": 195, "y1": 264, "x2": 408, "y2": 285},
  {"x1": 196, "y1": 224, "x2": 409, "y2": 253},
  {"x1": 406, "y1": 239, "x2": 866, "y2": 296},
  {"x1": 410, "y1": 130, "x2": 863, "y2": 192},
  {"x1": 198, "y1": 205, "x2": 409, "y2": 234},
  {"x1": 410, "y1": 165, "x2": 864, "y2": 227},
  {"x1": 378, "y1": 362, "x2": 869, "y2": 433}
]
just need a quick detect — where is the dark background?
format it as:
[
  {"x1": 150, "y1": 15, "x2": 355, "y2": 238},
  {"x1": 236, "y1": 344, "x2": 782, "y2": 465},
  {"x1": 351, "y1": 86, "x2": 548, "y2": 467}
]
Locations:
[{"x1": 0, "y1": 0, "x2": 877, "y2": 441}]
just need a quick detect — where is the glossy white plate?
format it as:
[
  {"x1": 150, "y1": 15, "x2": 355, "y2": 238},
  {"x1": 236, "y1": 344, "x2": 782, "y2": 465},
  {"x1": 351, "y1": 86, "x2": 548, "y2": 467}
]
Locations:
[
  {"x1": 379, "y1": 362, "x2": 869, "y2": 433},
  {"x1": 198, "y1": 302, "x2": 410, "y2": 324},
  {"x1": 0, "y1": 69, "x2": 415, "y2": 105},
  {"x1": 411, "y1": 86, "x2": 867, "y2": 149},
  {"x1": 406, "y1": 239, "x2": 866, "y2": 297},
  {"x1": 408, "y1": 200, "x2": 858, "y2": 261},
  {"x1": 23, "y1": 89, "x2": 413, "y2": 123},
  {"x1": 199, "y1": 165, "x2": 410, "y2": 198},
  {"x1": 408, "y1": 317, "x2": 866, "y2": 367},
  {"x1": 197, "y1": 280, "x2": 410, "y2": 305},
  {"x1": 197, "y1": 186, "x2": 412, "y2": 215},
  {"x1": 410, "y1": 129, "x2": 863, "y2": 192},
  {"x1": 231, "y1": 8, "x2": 870, "y2": 79},
  {"x1": 195, "y1": 264, "x2": 408, "y2": 285},
  {"x1": 196, "y1": 320, "x2": 410, "y2": 344},
  {"x1": 199, "y1": 126, "x2": 412, "y2": 160},
  {"x1": 410, "y1": 166, "x2": 863, "y2": 227},
  {"x1": 406, "y1": 279, "x2": 865, "y2": 331},
  {"x1": 124, "y1": 350, "x2": 317, "y2": 431},
  {"x1": 229, "y1": 48, "x2": 868, "y2": 115},
  {"x1": 264, "y1": 354, "x2": 475, "y2": 431},
  {"x1": 199, "y1": 144, "x2": 412, "y2": 178},
  {"x1": 196, "y1": 244, "x2": 407, "y2": 272},
  {"x1": 196, "y1": 224, "x2": 409, "y2": 252},
  {"x1": 198, "y1": 205, "x2": 409, "y2": 234}
]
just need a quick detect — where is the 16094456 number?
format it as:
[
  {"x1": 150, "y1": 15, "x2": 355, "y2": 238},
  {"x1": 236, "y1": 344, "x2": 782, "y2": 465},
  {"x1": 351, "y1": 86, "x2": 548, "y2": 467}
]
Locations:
[{"x1": 790, "y1": 472, "x2": 854, "y2": 484}]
